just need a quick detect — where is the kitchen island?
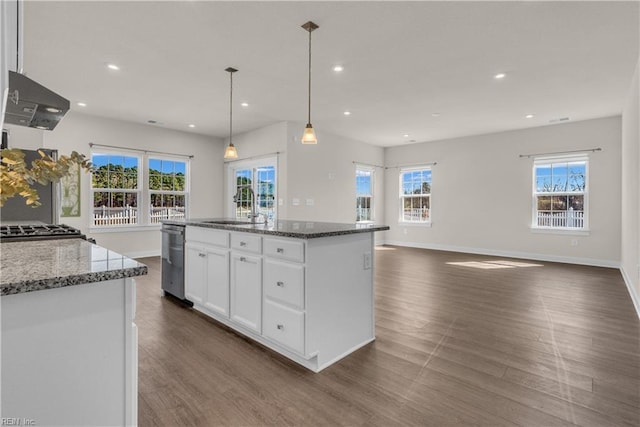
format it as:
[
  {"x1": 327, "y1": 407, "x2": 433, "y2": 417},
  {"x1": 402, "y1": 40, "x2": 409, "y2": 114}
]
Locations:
[
  {"x1": 164, "y1": 219, "x2": 389, "y2": 372},
  {"x1": 1, "y1": 238, "x2": 147, "y2": 426}
]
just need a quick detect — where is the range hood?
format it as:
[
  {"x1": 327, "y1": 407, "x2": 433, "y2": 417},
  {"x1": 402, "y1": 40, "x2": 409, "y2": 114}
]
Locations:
[{"x1": 4, "y1": 71, "x2": 70, "y2": 130}]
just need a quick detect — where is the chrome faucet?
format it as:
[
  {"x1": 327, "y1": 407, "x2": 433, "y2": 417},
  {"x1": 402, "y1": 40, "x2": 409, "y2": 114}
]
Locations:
[{"x1": 233, "y1": 185, "x2": 267, "y2": 224}]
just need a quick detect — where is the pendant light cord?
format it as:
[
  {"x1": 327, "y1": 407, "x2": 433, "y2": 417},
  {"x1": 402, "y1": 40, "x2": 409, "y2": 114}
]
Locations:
[
  {"x1": 307, "y1": 28, "x2": 312, "y2": 124},
  {"x1": 229, "y1": 70, "x2": 233, "y2": 145}
]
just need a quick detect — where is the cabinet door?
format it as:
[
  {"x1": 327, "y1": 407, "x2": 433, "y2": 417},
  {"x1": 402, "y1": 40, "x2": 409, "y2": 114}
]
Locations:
[
  {"x1": 185, "y1": 243, "x2": 205, "y2": 305},
  {"x1": 204, "y1": 246, "x2": 230, "y2": 317},
  {"x1": 230, "y1": 253, "x2": 262, "y2": 333}
]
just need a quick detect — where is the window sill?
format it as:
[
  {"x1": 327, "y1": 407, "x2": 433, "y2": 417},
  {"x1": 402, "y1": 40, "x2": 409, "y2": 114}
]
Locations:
[
  {"x1": 89, "y1": 224, "x2": 162, "y2": 234},
  {"x1": 399, "y1": 221, "x2": 432, "y2": 228},
  {"x1": 530, "y1": 227, "x2": 590, "y2": 236}
]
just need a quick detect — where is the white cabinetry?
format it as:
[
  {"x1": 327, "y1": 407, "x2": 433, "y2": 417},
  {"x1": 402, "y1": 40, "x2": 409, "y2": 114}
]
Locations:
[
  {"x1": 230, "y1": 251, "x2": 262, "y2": 332},
  {"x1": 185, "y1": 226, "x2": 375, "y2": 372},
  {"x1": 185, "y1": 228, "x2": 230, "y2": 317}
]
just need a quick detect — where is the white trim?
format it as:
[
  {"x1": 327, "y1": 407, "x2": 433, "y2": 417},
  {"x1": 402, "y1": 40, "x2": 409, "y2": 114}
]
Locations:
[
  {"x1": 122, "y1": 250, "x2": 161, "y2": 259},
  {"x1": 381, "y1": 240, "x2": 619, "y2": 268},
  {"x1": 399, "y1": 221, "x2": 432, "y2": 228},
  {"x1": 530, "y1": 227, "x2": 590, "y2": 236},
  {"x1": 89, "y1": 225, "x2": 161, "y2": 233},
  {"x1": 620, "y1": 265, "x2": 640, "y2": 320}
]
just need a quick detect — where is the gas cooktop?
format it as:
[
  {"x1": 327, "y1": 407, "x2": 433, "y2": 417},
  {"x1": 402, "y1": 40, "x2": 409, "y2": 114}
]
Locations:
[{"x1": 0, "y1": 224, "x2": 86, "y2": 242}]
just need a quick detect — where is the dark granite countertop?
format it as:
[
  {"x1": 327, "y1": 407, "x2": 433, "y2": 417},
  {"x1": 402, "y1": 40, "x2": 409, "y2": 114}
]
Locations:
[
  {"x1": 0, "y1": 239, "x2": 148, "y2": 296},
  {"x1": 162, "y1": 218, "x2": 390, "y2": 239}
]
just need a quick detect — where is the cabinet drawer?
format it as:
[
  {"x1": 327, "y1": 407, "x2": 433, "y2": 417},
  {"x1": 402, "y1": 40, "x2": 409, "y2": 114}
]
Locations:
[
  {"x1": 263, "y1": 300, "x2": 304, "y2": 354},
  {"x1": 231, "y1": 233, "x2": 262, "y2": 254},
  {"x1": 264, "y1": 238, "x2": 304, "y2": 263},
  {"x1": 264, "y1": 260, "x2": 304, "y2": 309},
  {"x1": 186, "y1": 227, "x2": 229, "y2": 248}
]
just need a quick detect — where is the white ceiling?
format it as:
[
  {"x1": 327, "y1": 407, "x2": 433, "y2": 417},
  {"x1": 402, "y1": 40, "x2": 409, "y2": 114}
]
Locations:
[{"x1": 21, "y1": 1, "x2": 639, "y2": 147}]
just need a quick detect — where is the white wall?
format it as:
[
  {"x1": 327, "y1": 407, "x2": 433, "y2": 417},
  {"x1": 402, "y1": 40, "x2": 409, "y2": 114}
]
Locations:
[
  {"x1": 384, "y1": 117, "x2": 622, "y2": 267},
  {"x1": 223, "y1": 121, "x2": 385, "y2": 225},
  {"x1": 621, "y1": 58, "x2": 640, "y2": 316},
  {"x1": 6, "y1": 111, "x2": 224, "y2": 256},
  {"x1": 286, "y1": 121, "x2": 385, "y2": 224}
]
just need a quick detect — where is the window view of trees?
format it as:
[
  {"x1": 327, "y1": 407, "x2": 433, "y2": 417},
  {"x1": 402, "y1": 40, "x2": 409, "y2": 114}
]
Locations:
[
  {"x1": 534, "y1": 160, "x2": 586, "y2": 228},
  {"x1": 91, "y1": 154, "x2": 188, "y2": 226},
  {"x1": 234, "y1": 166, "x2": 276, "y2": 221},
  {"x1": 400, "y1": 168, "x2": 431, "y2": 222},
  {"x1": 356, "y1": 168, "x2": 373, "y2": 222}
]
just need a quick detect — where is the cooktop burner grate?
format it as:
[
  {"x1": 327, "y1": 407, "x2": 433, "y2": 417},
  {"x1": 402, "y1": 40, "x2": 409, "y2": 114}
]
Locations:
[{"x1": 0, "y1": 224, "x2": 85, "y2": 241}]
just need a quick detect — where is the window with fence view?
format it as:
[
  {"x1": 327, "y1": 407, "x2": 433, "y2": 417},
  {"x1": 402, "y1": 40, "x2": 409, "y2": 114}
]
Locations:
[
  {"x1": 400, "y1": 167, "x2": 431, "y2": 223},
  {"x1": 234, "y1": 166, "x2": 276, "y2": 222},
  {"x1": 91, "y1": 153, "x2": 188, "y2": 226},
  {"x1": 533, "y1": 157, "x2": 587, "y2": 229},
  {"x1": 149, "y1": 158, "x2": 187, "y2": 224},
  {"x1": 356, "y1": 167, "x2": 374, "y2": 222}
]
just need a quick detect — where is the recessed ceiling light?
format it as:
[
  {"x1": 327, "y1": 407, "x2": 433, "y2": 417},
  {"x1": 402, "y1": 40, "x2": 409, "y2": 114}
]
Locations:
[
  {"x1": 76, "y1": 102, "x2": 87, "y2": 107},
  {"x1": 35, "y1": 126, "x2": 49, "y2": 130},
  {"x1": 343, "y1": 111, "x2": 351, "y2": 116},
  {"x1": 403, "y1": 134, "x2": 410, "y2": 138},
  {"x1": 431, "y1": 113, "x2": 441, "y2": 117},
  {"x1": 494, "y1": 73, "x2": 506, "y2": 79},
  {"x1": 188, "y1": 124, "x2": 195, "y2": 128},
  {"x1": 333, "y1": 65, "x2": 344, "y2": 72},
  {"x1": 525, "y1": 114, "x2": 534, "y2": 119},
  {"x1": 45, "y1": 107, "x2": 61, "y2": 113},
  {"x1": 241, "y1": 102, "x2": 249, "y2": 107},
  {"x1": 107, "y1": 63, "x2": 120, "y2": 71}
]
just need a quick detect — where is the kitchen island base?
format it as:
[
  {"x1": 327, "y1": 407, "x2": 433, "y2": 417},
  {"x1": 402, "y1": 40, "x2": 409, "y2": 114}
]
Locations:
[{"x1": 185, "y1": 225, "x2": 379, "y2": 373}]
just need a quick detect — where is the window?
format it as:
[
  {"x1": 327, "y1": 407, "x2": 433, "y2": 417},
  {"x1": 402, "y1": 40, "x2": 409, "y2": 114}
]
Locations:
[
  {"x1": 92, "y1": 154, "x2": 141, "y2": 226},
  {"x1": 533, "y1": 156, "x2": 587, "y2": 229},
  {"x1": 356, "y1": 166, "x2": 374, "y2": 222},
  {"x1": 91, "y1": 151, "x2": 189, "y2": 227},
  {"x1": 400, "y1": 167, "x2": 431, "y2": 223},
  {"x1": 149, "y1": 158, "x2": 187, "y2": 224},
  {"x1": 229, "y1": 158, "x2": 277, "y2": 222}
]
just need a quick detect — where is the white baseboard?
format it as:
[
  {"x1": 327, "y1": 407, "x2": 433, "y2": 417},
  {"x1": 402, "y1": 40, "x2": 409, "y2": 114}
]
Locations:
[
  {"x1": 380, "y1": 240, "x2": 619, "y2": 268},
  {"x1": 125, "y1": 250, "x2": 161, "y2": 259},
  {"x1": 620, "y1": 266, "x2": 640, "y2": 320}
]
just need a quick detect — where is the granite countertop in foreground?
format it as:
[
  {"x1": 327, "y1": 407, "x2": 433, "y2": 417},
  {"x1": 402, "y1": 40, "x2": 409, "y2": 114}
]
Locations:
[
  {"x1": 1, "y1": 239, "x2": 147, "y2": 296},
  {"x1": 163, "y1": 218, "x2": 390, "y2": 239}
]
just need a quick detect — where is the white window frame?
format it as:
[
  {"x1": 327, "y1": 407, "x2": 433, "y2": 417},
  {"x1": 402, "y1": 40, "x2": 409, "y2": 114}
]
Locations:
[
  {"x1": 225, "y1": 156, "x2": 278, "y2": 222},
  {"x1": 355, "y1": 165, "x2": 375, "y2": 223},
  {"x1": 90, "y1": 149, "x2": 190, "y2": 230},
  {"x1": 399, "y1": 166, "x2": 432, "y2": 225},
  {"x1": 147, "y1": 155, "x2": 190, "y2": 225},
  {"x1": 531, "y1": 155, "x2": 589, "y2": 233}
]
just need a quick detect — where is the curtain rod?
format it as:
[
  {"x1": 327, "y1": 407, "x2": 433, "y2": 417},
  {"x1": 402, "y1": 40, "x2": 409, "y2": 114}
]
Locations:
[
  {"x1": 88, "y1": 142, "x2": 194, "y2": 159},
  {"x1": 224, "y1": 151, "x2": 282, "y2": 163},
  {"x1": 352, "y1": 161, "x2": 385, "y2": 169},
  {"x1": 385, "y1": 161, "x2": 437, "y2": 169},
  {"x1": 519, "y1": 148, "x2": 601, "y2": 159}
]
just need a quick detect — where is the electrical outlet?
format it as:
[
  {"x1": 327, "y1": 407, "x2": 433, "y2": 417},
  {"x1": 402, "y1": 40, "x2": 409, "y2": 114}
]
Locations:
[
  {"x1": 403, "y1": 228, "x2": 408, "y2": 235},
  {"x1": 292, "y1": 198, "x2": 300, "y2": 206},
  {"x1": 571, "y1": 239, "x2": 578, "y2": 246},
  {"x1": 278, "y1": 198, "x2": 283, "y2": 206},
  {"x1": 363, "y1": 252, "x2": 372, "y2": 270},
  {"x1": 306, "y1": 198, "x2": 314, "y2": 206}
]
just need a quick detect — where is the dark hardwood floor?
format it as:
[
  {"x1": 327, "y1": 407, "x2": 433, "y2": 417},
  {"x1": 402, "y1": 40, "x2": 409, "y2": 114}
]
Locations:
[{"x1": 135, "y1": 246, "x2": 640, "y2": 426}]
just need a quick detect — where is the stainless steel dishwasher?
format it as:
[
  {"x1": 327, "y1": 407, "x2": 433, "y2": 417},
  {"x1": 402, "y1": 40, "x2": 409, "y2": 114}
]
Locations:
[{"x1": 161, "y1": 223, "x2": 190, "y2": 303}]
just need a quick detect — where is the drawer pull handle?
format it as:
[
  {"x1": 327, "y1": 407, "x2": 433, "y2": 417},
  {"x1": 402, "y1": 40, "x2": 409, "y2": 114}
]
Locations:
[
  {"x1": 240, "y1": 256, "x2": 247, "y2": 262},
  {"x1": 198, "y1": 253, "x2": 206, "y2": 257},
  {"x1": 277, "y1": 324, "x2": 284, "y2": 330},
  {"x1": 240, "y1": 241, "x2": 247, "y2": 247},
  {"x1": 276, "y1": 281, "x2": 284, "y2": 287},
  {"x1": 276, "y1": 248, "x2": 284, "y2": 253}
]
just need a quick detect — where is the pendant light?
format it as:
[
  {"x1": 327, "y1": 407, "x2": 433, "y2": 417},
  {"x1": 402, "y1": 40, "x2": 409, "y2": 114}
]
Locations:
[
  {"x1": 301, "y1": 21, "x2": 319, "y2": 144},
  {"x1": 224, "y1": 67, "x2": 239, "y2": 159}
]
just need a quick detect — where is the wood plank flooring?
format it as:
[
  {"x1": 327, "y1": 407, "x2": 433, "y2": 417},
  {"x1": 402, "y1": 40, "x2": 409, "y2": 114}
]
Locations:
[{"x1": 135, "y1": 246, "x2": 640, "y2": 426}]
